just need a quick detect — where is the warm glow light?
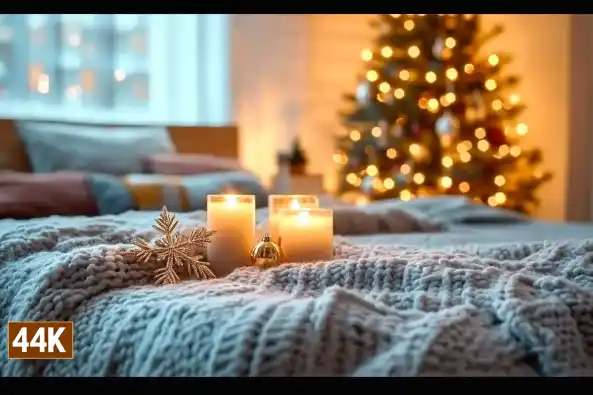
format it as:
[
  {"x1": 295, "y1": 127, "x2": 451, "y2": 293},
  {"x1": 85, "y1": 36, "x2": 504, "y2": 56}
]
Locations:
[
  {"x1": 226, "y1": 195, "x2": 238, "y2": 208},
  {"x1": 485, "y1": 79, "x2": 497, "y2": 91},
  {"x1": 366, "y1": 70, "x2": 379, "y2": 82},
  {"x1": 498, "y1": 145, "x2": 510, "y2": 156},
  {"x1": 399, "y1": 69, "x2": 410, "y2": 80},
  {"x1": 516, "y1": 123, "x2": 528, "y2": 135},
  {"x1": 492, "y1": 99, "x2": 503, "y2": 111},
  {"x1": 488, "y1": 54, "x2": 500, "y2": 66},
  {"x1": 366, "y1": 165, "x2": 378, "y2": 176},
  {"x1": 371, "y1": 126, "x2": 382, "y2": 137},
  {"x1": 440, "y1": 176, "x2": 453, "y2": 189},
  {"x1": 494, "y1": 175, "x2": 506, "y2": 186},
  {"x1": 386, "y1": 148, "x2": 398, "y2": 158},
  {"x1": 509, "y1": 94, "x2": 520, "y2": 105},
  {"x1": 394, "y1": 88, "x2": 405, "y2": 99},
  {"x1": 384, "y1": 178, "x2": 395, "y2": 190},
  {"x1": 408, "y1": 46, "x2": 420, "y2": 58},
  {"x1": 445, "y1": 68, "x2": 458, "y2": 81},
  {"x1": 477, "y1": 140, "x2": 490, "y2": 152},
  {"x1": 510, "y1": 146, "x2": 522, "y2": 157},
  {"x1": 400, "y1": 189, "x2": 412, "y2": 201},
  {"x1": 495, "y1": 192, "x2": 507, "y2": 204},
  {"x1": 427, "y1": 98, "x2": 439, "y2": 112},
  {"x1": 445, "y1": 37, "x2": 456, "y2": 48},
  {"x1": 381, "y1": 46, "x2": 393, "y2": 58},
  {"x1": 413, "y1": 173, "x2": 425, "y2": 184},
  {"x1": 297, "y1": 210, "x2": 310, "y2": 225},
  {"x1": 460, "y1": 151, "x2": 472, "y2": 162},
  {"x1": 350, "y1": 130, "x2": 361, "y2": 141},
  {"x1": 425, "y1": 71, "x2": 437, "y2": 83},
  {"x1": 346, "y1": 173, "x2": 358, "y2": 185},
  {"x1": 290, "y1": 199, "x2": 300, "y2": 210},
  {"x1": 464, "y1": 63, "x2": 474, "y2": 74},
  {"x1": 441, "y1": 156, "x2": 453, "y2": 168},
  {"x1": 409, "y1": 143, "x2": 421, "y2": 156},
  {"x1": 404, "y1": 20, "x2": 415, "y2": 31},
  {"x1": 475, "y1": 127, "x2": 486, "y2": 139},
  {"x1": 487, "y1": 196, "x2": 498, "y2": 206},
  {"x1": 459, "y1": 182, "x2": 470, "y2": 193},
  {"x1": 361, "y1": 49, "x2": 373, "y2": 61},
  {"x1": 379, "y1": 82, "x2": 390, "y2": 93},
  {"x1": 444, "y1": 92, "x2": 456, "y2": 104},
  {"x1": 400, "y1": 163, "x2": 411, "y2": 174}
]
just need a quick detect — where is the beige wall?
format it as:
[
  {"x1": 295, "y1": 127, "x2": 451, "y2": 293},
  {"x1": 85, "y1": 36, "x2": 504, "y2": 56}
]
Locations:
[{"x1": 234, "y1": 14, "x2": 585, "y2": 221}]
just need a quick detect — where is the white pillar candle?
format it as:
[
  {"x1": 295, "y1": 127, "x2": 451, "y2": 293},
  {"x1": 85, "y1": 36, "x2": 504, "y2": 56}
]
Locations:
[
  {"x1": 268, "y1": 194, "x2": 319, "y2": 244},
  {"x1": 207, "y1": 194, "x2": 255, "y2": 276},
  {"x1": 277, "y1": 208, "x2": 333, "y2": 263}
]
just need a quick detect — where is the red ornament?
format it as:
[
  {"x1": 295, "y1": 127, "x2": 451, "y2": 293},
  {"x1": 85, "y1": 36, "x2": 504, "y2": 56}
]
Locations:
[{"x1": 486, "y1": 126, "x2": 506, "y2": 147}]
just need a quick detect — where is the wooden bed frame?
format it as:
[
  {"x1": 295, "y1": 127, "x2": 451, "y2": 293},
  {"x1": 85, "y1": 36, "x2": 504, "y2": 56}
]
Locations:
[{"x1": 0, "y1": 119, "x2": 240, "y2": 172}]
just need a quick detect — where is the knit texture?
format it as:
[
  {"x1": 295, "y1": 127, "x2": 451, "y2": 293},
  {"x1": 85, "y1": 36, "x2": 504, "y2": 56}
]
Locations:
[{"x1": 1, "y1": 211, "x2": 592, "y2": 376}]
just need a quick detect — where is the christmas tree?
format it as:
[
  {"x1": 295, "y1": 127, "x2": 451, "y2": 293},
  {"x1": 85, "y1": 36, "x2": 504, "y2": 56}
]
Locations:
[{"x1": 335, "y1": 14, "x2": 551, "y2": 215}]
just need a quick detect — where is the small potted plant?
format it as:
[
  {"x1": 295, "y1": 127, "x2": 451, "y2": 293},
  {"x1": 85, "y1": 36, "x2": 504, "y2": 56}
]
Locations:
[{"x1": 289, "y1": 138, "x2": 308, "y2": 175}]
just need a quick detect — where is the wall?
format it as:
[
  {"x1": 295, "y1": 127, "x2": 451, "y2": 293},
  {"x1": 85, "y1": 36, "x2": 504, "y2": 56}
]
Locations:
[
  {"x1": 305, "y1": 14, "x2": 573, "y2": 221},
  {"x1": 231, "y1": 14, "x2": 309, "y2": 186}
]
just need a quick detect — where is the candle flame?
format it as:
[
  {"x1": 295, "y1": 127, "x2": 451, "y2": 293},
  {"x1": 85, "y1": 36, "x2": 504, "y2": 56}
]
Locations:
[
  {"x1": 290, "y1": 199, "x2": 300, "y2": 210},
  {"x1": 297, "y1": 210, "x2": 309, "y2": 225},
  {"x1": 226, "y1": 195, "x2": 238, "y2": 208}
]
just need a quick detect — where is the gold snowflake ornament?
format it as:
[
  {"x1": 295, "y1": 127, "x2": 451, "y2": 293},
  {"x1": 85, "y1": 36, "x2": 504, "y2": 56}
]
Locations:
[{"x1": 125, "y1": 206, "x2": 217, "y2": 285}]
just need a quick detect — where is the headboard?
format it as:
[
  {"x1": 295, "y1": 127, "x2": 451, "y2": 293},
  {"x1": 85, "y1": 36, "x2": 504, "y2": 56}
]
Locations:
[{"x1": 0, "y1": 119, "x2": 239, "y2": 172}]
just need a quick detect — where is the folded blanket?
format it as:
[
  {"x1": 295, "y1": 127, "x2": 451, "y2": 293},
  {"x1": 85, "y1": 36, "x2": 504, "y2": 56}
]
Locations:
[{"x1": 0, "y1": 211, "x2": 592, "y2": 376}]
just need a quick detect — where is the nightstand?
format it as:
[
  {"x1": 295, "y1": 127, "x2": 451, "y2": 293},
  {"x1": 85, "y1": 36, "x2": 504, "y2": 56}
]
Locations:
[{"x1": 271, "y1": 174, "x2": 325, "y2": 195}]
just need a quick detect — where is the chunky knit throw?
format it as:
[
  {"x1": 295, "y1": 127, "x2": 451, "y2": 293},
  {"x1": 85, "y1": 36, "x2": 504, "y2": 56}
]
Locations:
[{"x1": 1, "y1": 210, "x2": 592, "y2": 376}]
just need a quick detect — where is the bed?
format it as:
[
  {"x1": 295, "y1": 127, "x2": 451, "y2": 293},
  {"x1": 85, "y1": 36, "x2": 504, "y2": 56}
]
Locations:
[
  {"x1": 0, "y1": 119, "x2": 270, "y2": 219},
  {"x1": 1, "y1": 120, "x2": 593, "y2": 376}
]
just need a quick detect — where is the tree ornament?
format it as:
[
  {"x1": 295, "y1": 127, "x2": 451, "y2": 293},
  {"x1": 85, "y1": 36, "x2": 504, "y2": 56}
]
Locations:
[
  {"x1": 432, "y1": 37, "x2": 445, "y2": 59},
  {"x1": 435, "y1": 112, "x2": 460, "y2": 147},
  {"x1": 124, "y1": 206, "x2": 216, "y2": 285},
  {"x1": 250, "y1": 234, "x2": 283, "y2": 268},
  {"x1": 356, "y1": 80, "x2": 372, "y2": 106},
  {"x1": 390, "y1": 123, "x2": 404, "y2": 138},
  {"x1": 361, "y1": 175, "x2": 377, "y2": 194},
  {"x1": 377, "y1": 120, "x2": 389, "y2": 146}
]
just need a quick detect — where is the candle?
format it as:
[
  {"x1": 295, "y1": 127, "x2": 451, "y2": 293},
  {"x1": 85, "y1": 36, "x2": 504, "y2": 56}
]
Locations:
[
  {"x1": 276, "y1": 208, "x2": 333, "y2": 263},
  {"x1": 268, "y1": 194, "x2": 319, "y2": 243},
  {"x1": 207, "y1": 194, "x2": 255, "y2": 276}
]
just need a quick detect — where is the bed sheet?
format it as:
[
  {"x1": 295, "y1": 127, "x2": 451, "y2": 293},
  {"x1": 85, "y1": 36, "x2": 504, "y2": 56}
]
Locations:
[{"x1": 347, "y1": 221, "x2": 593, "y2": 247}]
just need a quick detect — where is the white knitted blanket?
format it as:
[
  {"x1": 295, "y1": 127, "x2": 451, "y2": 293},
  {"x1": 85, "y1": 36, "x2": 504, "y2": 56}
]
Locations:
[{"x1": 1, "y1": 210, "x2": 593, "y2": 376}]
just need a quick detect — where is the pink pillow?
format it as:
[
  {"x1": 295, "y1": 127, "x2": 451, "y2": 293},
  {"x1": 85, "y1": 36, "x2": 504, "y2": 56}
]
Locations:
[
  {"x1": 0, "y1": 171, "x2": 99, "y2": 219},
  {"x1": 143, "y1": 153, "x2": 243, "y2": 175}
]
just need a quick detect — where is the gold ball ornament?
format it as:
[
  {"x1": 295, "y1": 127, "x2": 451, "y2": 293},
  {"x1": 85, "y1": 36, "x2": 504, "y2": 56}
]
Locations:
[{"x1": 250, "y1": 234, "x2": 283, "y2": 268}]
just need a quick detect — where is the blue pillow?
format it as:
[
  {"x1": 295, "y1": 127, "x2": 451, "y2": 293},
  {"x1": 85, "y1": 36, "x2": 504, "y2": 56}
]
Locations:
[{"x1": 18, "y1": 122, "x2": 175, "y2": 175}]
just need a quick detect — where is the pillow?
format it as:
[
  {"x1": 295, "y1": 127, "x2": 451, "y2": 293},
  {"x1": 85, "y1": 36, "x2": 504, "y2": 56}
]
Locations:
[
  {"x1": 0, "y1": 171, "x2": 99, "y2": 219},
  {"x1": 143, "y1": 153, "x2": 242, "y2": 175},
  {"x1": 87, "y1": 171, "x2": 269, "y2": 215},
  {"x1": 17, "y1": 122, "x2": 175, "y2": 175}
]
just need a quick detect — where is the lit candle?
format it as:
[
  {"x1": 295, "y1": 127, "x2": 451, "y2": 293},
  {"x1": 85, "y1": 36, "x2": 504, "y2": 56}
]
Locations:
[
  {"x1": 268, "y1": 194, "x2": 319, "y2": 243},
  {"x1": 207, "y1": 194, "x2": 255, "y2": 276},
  {"x1": 277, "y1": 208, "x2": 333, "y2": 263}
]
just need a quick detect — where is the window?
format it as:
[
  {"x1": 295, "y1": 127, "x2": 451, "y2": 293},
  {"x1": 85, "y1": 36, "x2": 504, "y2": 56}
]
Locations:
[{"x1": 0, "y1": 14, "x2": 231, "y2": 126}]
